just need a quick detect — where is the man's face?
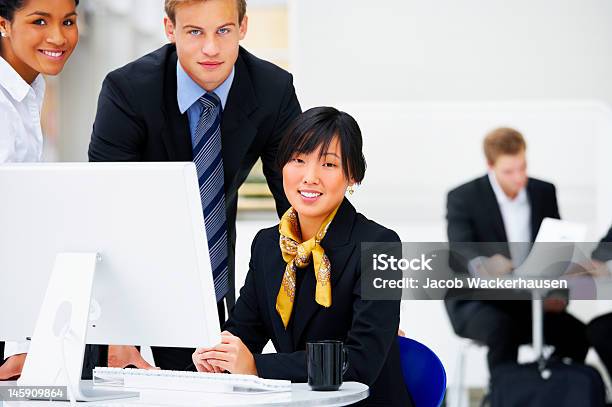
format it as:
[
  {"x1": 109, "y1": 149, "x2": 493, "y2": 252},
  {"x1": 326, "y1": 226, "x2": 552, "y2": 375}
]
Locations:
[
  {"x1": 164, "y1": 0, "x2": 247, "y2": 92},
  {"x1": 489, "y1": 150, "x2": 528, "y2": 199}
]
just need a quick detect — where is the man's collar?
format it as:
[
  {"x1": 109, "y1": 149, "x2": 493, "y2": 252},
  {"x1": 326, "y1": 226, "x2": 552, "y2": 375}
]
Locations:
[
  {"x1": 176, "y1": 61, "x2": 234, "y2": 113},
  {"x1": 488, "y1": 171, "x2": 527, "y2": 205}
]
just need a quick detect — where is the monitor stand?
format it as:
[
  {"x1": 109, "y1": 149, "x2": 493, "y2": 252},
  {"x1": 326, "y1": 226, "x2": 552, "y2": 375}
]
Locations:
[{"x1": 17, "y1": 253, "x2": 137, "y2": 402}]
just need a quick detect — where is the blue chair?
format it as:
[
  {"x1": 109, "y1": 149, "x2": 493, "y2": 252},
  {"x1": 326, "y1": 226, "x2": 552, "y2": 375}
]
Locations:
[{"x1": 398, "y1": 336, "x2": 447, "y2": 407}]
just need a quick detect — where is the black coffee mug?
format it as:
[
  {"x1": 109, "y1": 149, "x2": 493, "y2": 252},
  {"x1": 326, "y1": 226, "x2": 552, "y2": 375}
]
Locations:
[{"x1": 306, "y1": 340, "x2": 349, "y2": 391}]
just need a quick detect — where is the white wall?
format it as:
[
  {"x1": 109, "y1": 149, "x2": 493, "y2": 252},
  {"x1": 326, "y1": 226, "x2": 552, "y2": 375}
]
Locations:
[{"x1": 290, "y1": 0, "x2": 612, "y2": 108}]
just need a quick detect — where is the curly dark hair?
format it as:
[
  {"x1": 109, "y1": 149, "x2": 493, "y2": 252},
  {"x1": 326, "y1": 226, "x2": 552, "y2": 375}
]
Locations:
[{"x1": 1, "y1": 0, "x2": 79, "y2": 21}]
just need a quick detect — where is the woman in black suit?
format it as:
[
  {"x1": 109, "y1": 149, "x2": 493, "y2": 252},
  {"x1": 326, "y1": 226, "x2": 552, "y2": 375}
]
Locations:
[{"x1": 193, "y1": 106, "x2": 413, "y2": 406}]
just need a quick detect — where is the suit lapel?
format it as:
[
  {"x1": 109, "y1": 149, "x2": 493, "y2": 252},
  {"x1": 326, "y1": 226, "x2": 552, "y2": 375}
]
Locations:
[
  {"x1": 291, "y1": 199, "x2": 356, "y2": 347},
  {"x1": 480, "y1": 175, "x2": 508, "y2": 242},
  {"x1": 263, "y1": 235, "x2": 295, "y2": 352},
  {"x1": 162, "y1": 49, "x2": 193, "y2": 161},
  {"x1": 604, "y1": 226, "x2": 612, "y2": 243},
  {"x1": 221, "y1": 49, "x2": 259, "y2": 190},
  {"x1": 527, "y1": 180, "x2": 540, "y2": 242}
]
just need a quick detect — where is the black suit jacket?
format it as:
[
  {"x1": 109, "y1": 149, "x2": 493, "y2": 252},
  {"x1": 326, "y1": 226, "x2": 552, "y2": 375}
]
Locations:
[
  {"x1": 592, "y1": 226, "x2": 612, "y2": 262},
  {"x1": 445, "y1": 175, "x2": 560, "y2": 329},
  {"x1": 447, "y1": 175, "x2": 560, "y2": 251},
  {"x1": 224, "y1": 199, "x2": 413, "y2": 407},
  {"x1": 88, "y1": 44, "x2": 301, "y2": 305}
]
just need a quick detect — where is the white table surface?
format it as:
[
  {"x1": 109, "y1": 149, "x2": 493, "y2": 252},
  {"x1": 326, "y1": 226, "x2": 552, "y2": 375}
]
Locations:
[{"x1": 0, "y1": 381, "x2": 369, "y2": 407}]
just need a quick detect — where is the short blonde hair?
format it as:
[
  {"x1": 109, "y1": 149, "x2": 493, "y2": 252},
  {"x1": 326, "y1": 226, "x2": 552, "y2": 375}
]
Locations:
[
  {"x1": 483, "y1": 127, "x2": 526, "y2": 165},
  {"x1": 165, "y1": 0, "x2": 247, "y2": 24}
]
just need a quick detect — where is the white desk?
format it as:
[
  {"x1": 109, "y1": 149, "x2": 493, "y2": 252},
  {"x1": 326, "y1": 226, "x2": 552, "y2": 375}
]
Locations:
[{"x1": 0, "y1": 381, "x2": 368, "y2": 407}]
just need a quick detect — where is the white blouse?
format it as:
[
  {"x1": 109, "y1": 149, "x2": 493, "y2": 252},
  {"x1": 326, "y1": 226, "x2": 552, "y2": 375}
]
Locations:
[{"x1": 0, "y1": 56, "x2": 46, "y2": 163}]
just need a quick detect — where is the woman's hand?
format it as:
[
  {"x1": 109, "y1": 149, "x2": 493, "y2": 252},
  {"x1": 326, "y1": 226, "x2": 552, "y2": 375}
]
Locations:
[
  {"x1": 197, "y1": 331, "x2": 258, "y2": 375},
  {"x1": 193, "y1": 348, "x2": 223, "y2": 373}
]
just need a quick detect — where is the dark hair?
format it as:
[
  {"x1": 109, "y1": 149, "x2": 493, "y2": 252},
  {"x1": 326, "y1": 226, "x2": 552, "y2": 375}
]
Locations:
[
  {"x1": 276, "y1": 106, "x2": 367, "y2": 183},
  {"x1": 0, "y1": 0, "x2": 79, "y2": 21}
]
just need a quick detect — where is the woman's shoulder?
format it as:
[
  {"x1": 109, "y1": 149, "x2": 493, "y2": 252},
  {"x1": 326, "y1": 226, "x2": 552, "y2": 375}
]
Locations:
[
  {"x1": 250, "y1": 224, "x2": 280, "y2": 252},
  {"x1": 351, "y1": 212, "x2": 401, "y2": 244}
]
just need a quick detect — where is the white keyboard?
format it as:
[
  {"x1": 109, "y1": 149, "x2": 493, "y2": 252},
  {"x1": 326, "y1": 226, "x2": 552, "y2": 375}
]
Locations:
[{"x1": 93, "y1": 367, "x2": 291, "y2": 394}]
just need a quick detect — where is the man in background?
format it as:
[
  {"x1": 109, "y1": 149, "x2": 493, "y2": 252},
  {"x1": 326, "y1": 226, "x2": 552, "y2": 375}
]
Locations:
[{"x1": 445, "y1": 127, "x2": 589, "y2": 371}]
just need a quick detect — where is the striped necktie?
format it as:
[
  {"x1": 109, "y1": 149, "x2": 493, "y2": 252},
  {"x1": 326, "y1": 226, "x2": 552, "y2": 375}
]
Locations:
[{"x1": 192, "y1": 92, "x2": 229, "y2": 303}]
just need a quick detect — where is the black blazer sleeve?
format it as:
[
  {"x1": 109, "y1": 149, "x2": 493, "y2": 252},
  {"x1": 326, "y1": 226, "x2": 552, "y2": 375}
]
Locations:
[
  {"x1": 252, "y1": 230, "x2": 402, "y2": 387},
  {"x1": 260, "y1": 76, "x2": 301, "y2": 218},
  {"x1": 447, "y1": 188, "x2": 476, "y2": 243},
  {"x1": 223, "y1": 231, "x2": 270, "y2": 354},
  {"x1": 341, "y1": 229, "x2": 402, "y2": 386},
  {"x1": 447, "y1": 188, "x2": 481, "y2": 273},
  {"x1": 252, "y1": 348, "x2": 306, "y2": 382},
  {"x1": 88, "y1": 73, "x2": 146, "y2": 161}
]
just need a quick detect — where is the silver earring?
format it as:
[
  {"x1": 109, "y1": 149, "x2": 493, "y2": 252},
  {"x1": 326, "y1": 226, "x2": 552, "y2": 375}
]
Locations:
[{"x1": 0, "y1": 32, "x2": 6, "y2": 38}]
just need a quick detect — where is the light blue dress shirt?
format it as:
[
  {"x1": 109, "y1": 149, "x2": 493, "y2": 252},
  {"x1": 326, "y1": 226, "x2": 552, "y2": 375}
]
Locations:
[{"x1": 176, "y1": 61, "x2": 235, "y2": 142}]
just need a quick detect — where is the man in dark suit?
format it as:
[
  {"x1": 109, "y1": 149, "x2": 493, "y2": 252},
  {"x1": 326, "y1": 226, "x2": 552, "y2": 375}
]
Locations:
[
  {"x1": 88, "y1": 0, "x2": 300, "y2": 370},
  {"x1": 587, "y1": 225, "x2": 612, "y2": 378},
  {"x1": 445, "y1": 127, "x2": 588, "y2": 371}
]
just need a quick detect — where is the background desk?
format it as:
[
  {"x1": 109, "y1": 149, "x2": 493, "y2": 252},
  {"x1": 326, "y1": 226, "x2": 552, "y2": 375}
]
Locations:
[{"x1": 0, "y1": 381, "x2": 368, "y2": 406}]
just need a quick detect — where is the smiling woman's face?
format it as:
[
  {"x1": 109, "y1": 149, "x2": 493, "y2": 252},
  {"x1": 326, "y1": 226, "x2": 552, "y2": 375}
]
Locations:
[
  {"x1": 282, "y1": 136, "x2": 352, "y2": 230},
  {"x1": 0, "y1": 0, "x2": 78, "y2": 82}
]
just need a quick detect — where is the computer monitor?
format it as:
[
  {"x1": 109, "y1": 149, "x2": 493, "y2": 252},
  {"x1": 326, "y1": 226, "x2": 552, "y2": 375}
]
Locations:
[{"x1": 0, "y1": 163, "x2": 221, "y2": 400}]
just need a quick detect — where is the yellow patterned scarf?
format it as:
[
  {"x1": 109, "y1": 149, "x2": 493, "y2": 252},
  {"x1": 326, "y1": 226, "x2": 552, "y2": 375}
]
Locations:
[{"x1": 276, "y1": 206, "x2": 340, "y2": 328}]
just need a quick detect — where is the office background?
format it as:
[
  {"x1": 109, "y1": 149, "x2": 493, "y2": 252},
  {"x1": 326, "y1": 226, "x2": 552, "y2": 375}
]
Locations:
[{"x1": 36, "y1": 0, "x2": 612, "y2": 400}]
